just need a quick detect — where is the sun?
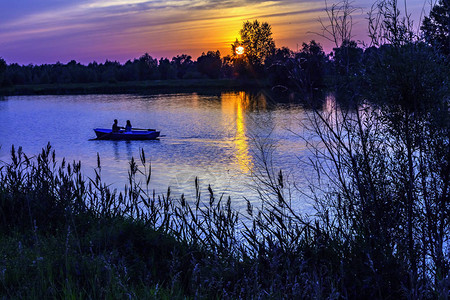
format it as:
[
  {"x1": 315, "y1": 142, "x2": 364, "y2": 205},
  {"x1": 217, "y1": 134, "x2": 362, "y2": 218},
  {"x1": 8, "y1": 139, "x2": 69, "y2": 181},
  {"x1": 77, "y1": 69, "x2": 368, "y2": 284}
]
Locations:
[{"x1": 235, "y1": 46, "x2": 245, "y2": 55}]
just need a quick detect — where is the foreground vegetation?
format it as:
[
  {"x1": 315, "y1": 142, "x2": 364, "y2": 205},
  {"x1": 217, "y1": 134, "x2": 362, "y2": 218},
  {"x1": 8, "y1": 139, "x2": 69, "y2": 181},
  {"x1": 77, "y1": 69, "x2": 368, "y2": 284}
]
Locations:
[
  {"x1": 0, "y1": 0, "x2": 449, "y2": 298},
  {"x1": 0, "y1": 144, "x2": 342, "y2": 299},
  {"x1": 1, "y1": 79, "x2": 449, "y2": 298}
]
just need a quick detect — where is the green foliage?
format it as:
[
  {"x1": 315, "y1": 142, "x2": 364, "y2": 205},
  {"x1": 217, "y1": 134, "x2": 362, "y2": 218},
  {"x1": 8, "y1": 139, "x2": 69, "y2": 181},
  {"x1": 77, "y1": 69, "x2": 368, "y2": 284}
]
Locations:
[{"x1": 0, "y1": 224, "x2": 187, "y2": 299}]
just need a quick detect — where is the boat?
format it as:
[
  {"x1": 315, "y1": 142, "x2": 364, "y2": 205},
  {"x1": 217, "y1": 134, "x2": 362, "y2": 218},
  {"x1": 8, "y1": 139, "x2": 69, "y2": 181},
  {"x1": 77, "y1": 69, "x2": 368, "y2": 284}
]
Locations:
[{"x1": 93, "y1": 128, "x2": 160, "y2": 140}]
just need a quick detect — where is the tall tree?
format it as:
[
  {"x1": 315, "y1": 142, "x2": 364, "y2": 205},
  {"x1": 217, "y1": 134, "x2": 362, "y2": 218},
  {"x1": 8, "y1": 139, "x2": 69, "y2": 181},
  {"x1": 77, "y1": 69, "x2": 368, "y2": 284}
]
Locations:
[
  {"x1": 0, "y1": 57, "x2": 6, "y2": 86},
  {"x1": 158, "y1": 58, "x2": 175, "y2": 80},
  {"x1": 296, "y1": 40, "x2": 328, "y2": 89},
  {"x1": 236, "y1": 20, "x2": 275, "y2": 66},
  {"x1": 137, "y1": 53, "x2": 158, "y2": 80},
  {"x1": 421, "y1": 0, "x2": 450, "y2": 56},
  {"x1": 172, "y1": 54, "x2": 193, "y2": 79},
  {"x1": 197, "y1": 50, "x2": 222, "y2": 79}
]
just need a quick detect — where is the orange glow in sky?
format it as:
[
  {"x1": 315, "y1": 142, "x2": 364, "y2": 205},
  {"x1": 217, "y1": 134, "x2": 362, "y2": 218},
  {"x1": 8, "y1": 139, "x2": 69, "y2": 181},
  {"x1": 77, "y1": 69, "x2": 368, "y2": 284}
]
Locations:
[{"x1": 0, "y1": 0, "x2": 428, "y2": 64}]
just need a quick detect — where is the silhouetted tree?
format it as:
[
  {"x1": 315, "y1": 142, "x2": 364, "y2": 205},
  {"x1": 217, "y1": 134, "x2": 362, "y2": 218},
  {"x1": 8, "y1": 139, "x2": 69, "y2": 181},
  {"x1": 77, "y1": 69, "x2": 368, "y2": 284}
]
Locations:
[
  {"x1": 158, "y1": 58, "x2": 176, "y2": 80},
  {"x1": 197, "y1": 50, "x2": 222, "y2": 79},
  {"x1": 221, "y1": 55, "x2": 234, "y2": 78},
  {"x1": 421, "y1": 0, "x2": 450, "y2": 56},
  {"x1": 317, "y1": 0, "x2": 357, "y2": 48},
  {"x1": 295, "y1": 41, "x2": 328, "y2": 90},
  {"x1": 272, "y1": 47, "x2": 294, "y2": 62},
  {"x1": 235, "y1": 20, "x2": 275, "y2": 69},
  {"x1": 118, "y1": 60, "x2": 138, "y2": 81},
  {"x1": 263, "y1": 47, "x2": 294, "y2": 88},
  {"x1": 303, "y1": 0, "x2": 450, "y2": 297},
  {"x1": 95, "y1": 60, "x2": 119, "y2": 83},
  {"x1": 0, "y1": 58, "x2": 6, "y2": 86},
  {"x1": 137, "y1": 53, "x2": 158, "y2": 80},
  {"x1": 331, "y1": 39, "x2": 363, "y2": 103},
  {"x1": 172, "y1": 54, "x2": 193, "y2": 79},
  {"x1": 332, "y1": 40, "x2": 362, "y2": 77}
]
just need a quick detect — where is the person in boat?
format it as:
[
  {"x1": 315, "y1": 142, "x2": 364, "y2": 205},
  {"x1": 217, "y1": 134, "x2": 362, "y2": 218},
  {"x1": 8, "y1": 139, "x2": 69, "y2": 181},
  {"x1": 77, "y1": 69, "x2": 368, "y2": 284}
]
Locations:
[
  {"x1": 112, "y1": 119, "x2": 120, "y2": 132},
  {"x1": 125, "y1": 120, "x2": 132, "y2": 132}
]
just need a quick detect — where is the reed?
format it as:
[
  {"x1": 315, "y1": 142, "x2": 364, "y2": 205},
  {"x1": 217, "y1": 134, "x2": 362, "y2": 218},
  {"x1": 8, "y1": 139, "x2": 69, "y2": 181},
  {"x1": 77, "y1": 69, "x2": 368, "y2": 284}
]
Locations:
[{"x1": 0, "y1": 138, "x2": 448, "y2": 298}]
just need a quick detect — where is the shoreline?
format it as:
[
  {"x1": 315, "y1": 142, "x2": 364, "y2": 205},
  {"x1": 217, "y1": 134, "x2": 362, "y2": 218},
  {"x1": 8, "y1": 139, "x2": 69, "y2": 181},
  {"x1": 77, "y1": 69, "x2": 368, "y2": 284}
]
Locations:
[{"x1": 0, "y1": 78, "x2": 272, "y2": 96}]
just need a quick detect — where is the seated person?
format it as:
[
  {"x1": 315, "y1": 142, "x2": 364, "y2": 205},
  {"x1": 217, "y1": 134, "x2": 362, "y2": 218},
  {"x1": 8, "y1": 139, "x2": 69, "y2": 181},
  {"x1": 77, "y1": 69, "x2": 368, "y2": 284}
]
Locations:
[
  {"x1": 125, "y1": 120, "x2": 132, "y2": 132},
  {"x1": 112, "y1": 119, "x2": 120, "y2": 132}
]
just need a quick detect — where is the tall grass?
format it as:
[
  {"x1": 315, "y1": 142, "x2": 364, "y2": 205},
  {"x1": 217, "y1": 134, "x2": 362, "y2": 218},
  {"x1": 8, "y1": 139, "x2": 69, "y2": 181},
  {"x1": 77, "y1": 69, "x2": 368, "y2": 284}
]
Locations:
[
  {"x1": 0, "y1": 143, "x2": 315, "y2": 298},
  {"x1": 1, "y1": 133, "x2": 449, "y2": 298}
]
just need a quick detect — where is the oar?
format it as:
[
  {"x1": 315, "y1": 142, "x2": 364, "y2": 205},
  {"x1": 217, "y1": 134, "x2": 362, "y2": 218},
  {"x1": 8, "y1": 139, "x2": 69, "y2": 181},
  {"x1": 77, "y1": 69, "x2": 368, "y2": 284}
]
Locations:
[{"x1": 132, "y1": 128, "x2": 157, "y2": 131}]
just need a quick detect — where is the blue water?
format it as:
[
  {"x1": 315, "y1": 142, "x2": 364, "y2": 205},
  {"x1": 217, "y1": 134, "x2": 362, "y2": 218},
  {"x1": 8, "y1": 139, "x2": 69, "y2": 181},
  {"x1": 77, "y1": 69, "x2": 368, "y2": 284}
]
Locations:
[{"x1": 0, "y1": 92, "x2": 317, "y2": 211}]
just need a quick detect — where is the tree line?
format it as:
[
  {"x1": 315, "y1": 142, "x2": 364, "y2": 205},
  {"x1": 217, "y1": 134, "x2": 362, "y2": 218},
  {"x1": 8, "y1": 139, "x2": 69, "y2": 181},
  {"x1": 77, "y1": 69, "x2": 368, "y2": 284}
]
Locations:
[
  {"x1": 0, "y1": 0, "x2": 447, "y2": 93},
  {"x1": 0, "y1": 52, "x2": 224, "y2": 86},
  {"x1": 0, "y1": 39, "x2": 367, "y2": 92}
]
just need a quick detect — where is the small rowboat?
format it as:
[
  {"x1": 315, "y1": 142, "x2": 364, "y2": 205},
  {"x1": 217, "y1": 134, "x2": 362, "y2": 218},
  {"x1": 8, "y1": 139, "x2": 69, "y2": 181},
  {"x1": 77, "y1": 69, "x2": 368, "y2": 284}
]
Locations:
[{"x1": 93, "y1": 128, "x2": 160, "y2": 140}]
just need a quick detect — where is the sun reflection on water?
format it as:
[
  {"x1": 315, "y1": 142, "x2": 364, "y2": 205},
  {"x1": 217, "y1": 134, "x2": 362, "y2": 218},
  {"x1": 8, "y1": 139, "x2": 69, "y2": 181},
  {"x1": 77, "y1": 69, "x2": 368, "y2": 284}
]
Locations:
[{"x1": 221, "y1": 91, "x2": 268, "y2": 174}]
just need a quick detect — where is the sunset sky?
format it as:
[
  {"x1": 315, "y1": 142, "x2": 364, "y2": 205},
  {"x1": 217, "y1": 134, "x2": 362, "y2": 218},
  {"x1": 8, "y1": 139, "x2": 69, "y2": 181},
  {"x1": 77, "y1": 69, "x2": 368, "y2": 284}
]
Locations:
[{"x1": 0, "y1": 0, "x2": 429, "y2": 65}]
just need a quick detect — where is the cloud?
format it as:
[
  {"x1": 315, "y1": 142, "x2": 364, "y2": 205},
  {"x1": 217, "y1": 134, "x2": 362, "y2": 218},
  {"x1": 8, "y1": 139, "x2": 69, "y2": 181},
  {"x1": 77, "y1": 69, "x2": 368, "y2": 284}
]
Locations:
[
  {"x1": 0, "y1": 0, "x2": 321, "y2": 41},
  {"x1": 0, "y1": 0, "x2": 426, "y2": 64},
  {"x1": 0, "y1": 0, "x2": 327, "y2": 64}
]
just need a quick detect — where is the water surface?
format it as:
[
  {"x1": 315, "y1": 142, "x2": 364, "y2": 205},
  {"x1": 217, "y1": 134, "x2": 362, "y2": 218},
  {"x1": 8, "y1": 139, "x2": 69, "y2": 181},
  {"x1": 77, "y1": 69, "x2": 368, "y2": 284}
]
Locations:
[{"x1": 0, "y1": 92, "x2": 317, "y2": 211}]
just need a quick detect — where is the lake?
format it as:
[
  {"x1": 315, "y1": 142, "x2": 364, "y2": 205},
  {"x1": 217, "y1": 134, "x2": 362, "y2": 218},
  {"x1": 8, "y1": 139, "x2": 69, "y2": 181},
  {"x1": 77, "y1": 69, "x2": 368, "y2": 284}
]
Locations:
[{"x1": 0, "y1": 91, "x2": 322, "y2": 212}]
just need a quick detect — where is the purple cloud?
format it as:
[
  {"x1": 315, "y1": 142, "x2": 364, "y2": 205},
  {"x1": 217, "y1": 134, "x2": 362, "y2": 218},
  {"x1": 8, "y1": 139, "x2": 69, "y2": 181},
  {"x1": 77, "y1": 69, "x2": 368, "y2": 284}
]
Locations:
[{"x1": 0, "y1": 0, "x2": 429, "y2": 65}]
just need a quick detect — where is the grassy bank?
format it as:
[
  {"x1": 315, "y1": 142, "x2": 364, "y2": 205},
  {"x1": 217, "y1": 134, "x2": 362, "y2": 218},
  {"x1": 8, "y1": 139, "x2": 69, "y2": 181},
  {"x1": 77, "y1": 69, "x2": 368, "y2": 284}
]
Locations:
[
  {"x1": 0, "y1": 78, "x2": 271, "y2": 96},
  {"x1": 0, "y1": 144, "x2": 341, "y2": 299},
  {"x1": 1, "y1": 139, "x2": 448, "y2": 298}
]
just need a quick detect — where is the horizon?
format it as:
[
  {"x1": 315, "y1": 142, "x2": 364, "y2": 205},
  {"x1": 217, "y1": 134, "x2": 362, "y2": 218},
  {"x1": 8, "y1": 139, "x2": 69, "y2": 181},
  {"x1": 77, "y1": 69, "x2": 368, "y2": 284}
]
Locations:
[{"x1": 0, "y1": 0, "x2": 429, "y2": 65}]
